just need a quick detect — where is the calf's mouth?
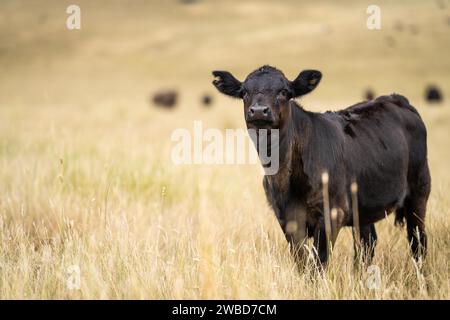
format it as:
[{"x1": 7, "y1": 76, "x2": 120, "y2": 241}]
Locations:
[{"x1": 246, "y1": 119, "x2": 274, "y2": 128}]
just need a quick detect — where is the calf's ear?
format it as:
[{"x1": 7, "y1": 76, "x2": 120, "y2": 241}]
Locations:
[
  {"x1": 291, "y1": 70, "x2": 322, "y2": 97},
  {"x1": 212, "y1": 71, "x2": 243, "y2": 98}
]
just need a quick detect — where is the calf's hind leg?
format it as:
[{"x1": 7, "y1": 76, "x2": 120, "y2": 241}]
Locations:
[{"x1": 405, "y1": 163, "x2": 431, "y2": 260}]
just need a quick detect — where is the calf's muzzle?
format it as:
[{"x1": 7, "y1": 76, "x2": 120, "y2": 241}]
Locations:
[{"x1": 247, "y1": 104, "x2": 272, "y2": 122}]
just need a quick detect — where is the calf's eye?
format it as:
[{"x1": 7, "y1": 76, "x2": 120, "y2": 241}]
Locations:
[{"x1": 278, "y1": 90, "x2": 289, "y2": 98}]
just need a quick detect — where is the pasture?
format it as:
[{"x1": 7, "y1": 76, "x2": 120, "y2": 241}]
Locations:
[{"x1": 0, "y1": 0, "x2": 449, "y2": 299}]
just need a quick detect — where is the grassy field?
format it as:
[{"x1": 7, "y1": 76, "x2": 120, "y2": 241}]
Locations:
[{"x1": 0, "y1": 0, "x2": 449, "y2": 299}]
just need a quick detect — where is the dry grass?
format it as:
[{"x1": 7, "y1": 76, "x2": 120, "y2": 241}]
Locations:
[{"x1": 0, "y1": 0, "x2": 449, "y2": 299}]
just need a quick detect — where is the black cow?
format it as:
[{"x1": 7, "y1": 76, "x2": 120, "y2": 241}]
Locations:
[
  {"x1": 364, "y1": 88, "x2": 375, "y2": 101},
  {"x1": 152, "y1": 90, "x2": 178, "y2": 109},
  {"x1": 212, "y1": 65, "x2": 430, "y2": 265},
  {"x1": 201, "y1": 94, "x2": 213, "y2": 107},
  {"x1": 425, "y1": 85, "x2": 443, "y2": 104}
]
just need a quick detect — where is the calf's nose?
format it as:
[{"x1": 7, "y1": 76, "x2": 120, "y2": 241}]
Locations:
[{"x1": 248, "y1": 105, "x2": 270, "y2": 119}]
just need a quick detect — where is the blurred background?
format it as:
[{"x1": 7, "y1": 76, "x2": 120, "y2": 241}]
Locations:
[
  {"x1": 1, "y1": 0, "x2": 449, "y2": 103},
  {"x1": 1, "y1": 0, "x2": 449, "y2": 178}
]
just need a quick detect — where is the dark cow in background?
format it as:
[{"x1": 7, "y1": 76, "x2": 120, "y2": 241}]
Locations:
[
  {"x1": 152, "y1": 90, "x2": 178, "y2": 109},
  {"x1": 212, "y1": 65, "x2": 430, "y2": 265},
  {"x1": 425, "y1": 84, "x2": 443, "y2": 104},
  {"x1": 201, "y1": 94, "x2": 213, "y2": 107},
  {"x1": 364, "y1": 88, "x2": 375, "y2": 101}
]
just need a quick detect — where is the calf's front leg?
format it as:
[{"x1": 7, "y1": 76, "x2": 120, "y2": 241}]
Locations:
[
  {"x1": 313, "y1": 222, "x2": 328, "y2": 265},
  {"x1": 280, "y1": 202, "x2": 308, "y2": 264},
  {"x1": 313, "y1": 210, "x2": 344, "y2": 266}
]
